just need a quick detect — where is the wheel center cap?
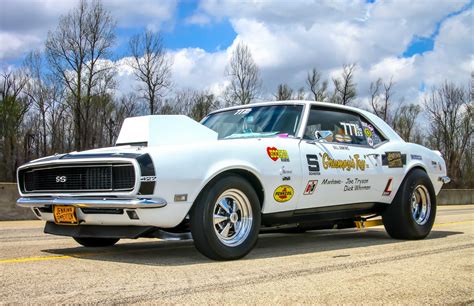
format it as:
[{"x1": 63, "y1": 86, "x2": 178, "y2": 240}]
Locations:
[{"x1": 229, "y1": 212, "x2": 238, "y2": 223}]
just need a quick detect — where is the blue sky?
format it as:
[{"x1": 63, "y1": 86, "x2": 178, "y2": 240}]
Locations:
[
  {"x1": 0, "y1": 0, "x2": 472, "y2": 104},
  {"x1": 115, "y1": 0, "x2": 237, "y2": 56},
  {"x1": 402, "y1": 0, "x2": 473, "y2": 57}
]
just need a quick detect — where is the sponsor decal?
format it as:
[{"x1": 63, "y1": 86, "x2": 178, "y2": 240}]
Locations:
[
  {"x1": 273, "y1": 185, "x2": 294, "y2": 202},
  {"x1": 140, "y1": 176, "x2": 157, "y2": 182},
  {"x1": 267, "y1": 147, "x2": 290, "y2": 162},
  {"x1": 332, "y1": 145, "x2": 350, "y2": 150},
  {"x1": 364, "y1": 127, "x2": 373, "y2": 138},
  {"x1": 306, "y1": 154, "x2": 320, "y2": 175},
  {"x1": 282, "y1": 176, "x2": 291, "y2": 181},
  {"x1": 344, "y1": 177, "x2": 371, "y2": 191},
  {"x1": 382, "y1": 178, "x2": 393, "y2": 196},
  {"x1": 303, "y1": 180, "x2": 318, "y2": 195},
  {"x1": 385, "y1": 151, "x2": 404, "y2": 168},
  {"x1": 361, "y1": 121, "x2": 379, "y2": 147},
  {"x1": 321, "y1": 178, "x2": 343, "y2": 185},
  {"x1": 340, "y1": 122, "x2": 363, "y2": 137},
  {"x1": 321, "y1": 153, "x2": 367, "y2": 171},
  {"x1": 280, "y1": 167, "x2": 292, "y2": 175},
  {"x1": 367, "y1": 138, "x2": 374, "y2": 147},
  {"x1": 410, "y1": 154, "x2": 422, "y2": 161},
  {"x1": 431, "y1": 161, "x2": 437, "y2": 167},
  {"x1": 335, "y1": 134, "x2": 352, "y2": 143}
]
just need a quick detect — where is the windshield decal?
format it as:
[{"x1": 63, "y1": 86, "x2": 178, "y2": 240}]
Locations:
[{"x1": 234, "y1": 108, "x2": 251, "y2": 115}]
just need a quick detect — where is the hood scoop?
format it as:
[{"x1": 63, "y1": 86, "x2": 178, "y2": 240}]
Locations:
[{"x1": 116, "y1": 115, "x2": 218, "y2": 147}]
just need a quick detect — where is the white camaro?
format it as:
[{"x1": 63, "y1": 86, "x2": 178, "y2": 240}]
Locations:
[{"x1": 17, "y1": 101, "x2": 450, "y2": 260}]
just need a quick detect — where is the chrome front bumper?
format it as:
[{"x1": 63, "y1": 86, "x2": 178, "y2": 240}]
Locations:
[
  {"x1": 438, "y1": 176, "x2": 451, "y2": 184},
  {"x1": 17, "y1": 197, "x2": 167, "y2": 209}
]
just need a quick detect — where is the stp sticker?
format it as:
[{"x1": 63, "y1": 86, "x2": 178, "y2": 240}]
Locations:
[
  {"x1": 273, "y1": 185, "x2": 294, "y2": 202},
  {"x1": 303, "y1": 180, "x2": 318, "y2": 195}
]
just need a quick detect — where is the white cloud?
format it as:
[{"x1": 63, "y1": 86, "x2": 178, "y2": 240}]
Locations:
[
  {"x1": 170, "y1": 0, "x2": 472, "y2": 106},
  {"x1": 103, "y1": 0, "x2": 177, "y2": 31},
  {"x1": 185, "y1": 13, "x2": 211, "y2": 26},
  {"x1": 0, "y1": 0, "x2": 176, "y2": 62},
  {"x1": 1, "y1": 0, "x2": 471, "y2": 110}
]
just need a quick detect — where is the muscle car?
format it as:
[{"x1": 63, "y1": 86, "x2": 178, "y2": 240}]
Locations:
[{"x1": 16, "y1": 101, "x2": 450, "y2": 260}]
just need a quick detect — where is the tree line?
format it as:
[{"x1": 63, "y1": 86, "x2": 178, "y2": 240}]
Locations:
[{"x1": 0, "y1": 0, "x2": 472, "y2": 188}]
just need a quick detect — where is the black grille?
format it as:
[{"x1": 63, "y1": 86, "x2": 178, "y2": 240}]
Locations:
[{"x1": 22, "y1": 164, "x2": 135, "y2": 193}]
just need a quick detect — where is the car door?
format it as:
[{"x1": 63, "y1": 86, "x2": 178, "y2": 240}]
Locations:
[{"x1": 297, "y1": 106, "x2": 388, "y2": 210}]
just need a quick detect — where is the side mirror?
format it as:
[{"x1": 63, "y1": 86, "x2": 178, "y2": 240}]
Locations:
[{"x1": 314, "y1": 130, "x2": 333, "y2": 142}]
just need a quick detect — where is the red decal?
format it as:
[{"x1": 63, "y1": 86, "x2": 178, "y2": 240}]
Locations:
[
  {"x1": 267, "y1": 147, "x2": 279, "y2": 161},
  {"x1": 383, "y1": 178, "x2": 393, "y2": 196}
]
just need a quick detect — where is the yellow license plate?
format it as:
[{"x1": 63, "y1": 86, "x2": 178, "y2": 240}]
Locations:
[{"x1": 53, "y1": 206, "x2": 78, "y2": 225}]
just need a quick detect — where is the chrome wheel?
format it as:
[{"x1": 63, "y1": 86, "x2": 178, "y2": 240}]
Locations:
[
  {"x1": 411, "y1": 185, "x2": 431, "y2": 225},
  {"x1": 213, "y1": 189, "x2": 253, "y2": 247}
]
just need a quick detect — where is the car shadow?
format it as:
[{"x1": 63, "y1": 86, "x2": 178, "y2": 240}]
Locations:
[{"x1": 42, "y1": 228, "x2": 463, "y2": 266}]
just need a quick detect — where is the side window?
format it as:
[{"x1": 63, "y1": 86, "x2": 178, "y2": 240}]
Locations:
[
  {"x1": 304, "y1": 107, "x2": 367, "y2": 146},
  {"x1": 360, "y1": 119, "x2": 385, "y2": 146}
]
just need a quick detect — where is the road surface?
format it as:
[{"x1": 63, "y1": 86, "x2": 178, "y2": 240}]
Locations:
[{"x1": 0, "y1": 205, "x2": 473, "y2": 304}]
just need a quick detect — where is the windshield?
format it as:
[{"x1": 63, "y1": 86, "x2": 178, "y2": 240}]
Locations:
[{"x1": 201, "y1": 105, "x2": 303, "y2": 139}]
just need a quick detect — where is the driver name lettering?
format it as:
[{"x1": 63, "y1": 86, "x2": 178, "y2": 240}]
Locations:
[
  {"x1": 344, "y1": 177, "x2": 371, "y2": 191},
  {"x1": 321, "y1": 153, "x2": 366, "y2": 171}
]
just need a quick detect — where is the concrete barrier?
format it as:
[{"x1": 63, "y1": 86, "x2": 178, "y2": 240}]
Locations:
[
  {"x1": 0, "y1": 183, "x2": 472, "y2": 221},
  {"x1": 0, "y1": 183, "x2": 36, "y2": 221},
  {"x1": 437, "y1": 189, "x2": 474, "y2": 206}
]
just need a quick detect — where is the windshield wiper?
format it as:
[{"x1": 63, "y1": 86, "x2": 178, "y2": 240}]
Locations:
[{"x1": 224, "y1": 132, "x2": 279, "y2": 139}]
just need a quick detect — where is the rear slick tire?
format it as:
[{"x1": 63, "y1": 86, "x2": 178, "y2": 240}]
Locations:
[{"x1": 382, "y1": 169, "x2": 436, "y2": 240}]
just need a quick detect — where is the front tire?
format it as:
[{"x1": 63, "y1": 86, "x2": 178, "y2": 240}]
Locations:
[
  {"x1": 73, "y1": 237, "x2": 120, "y2": 247},
  {"x1": 190, "y1": 175, "x2": 261, "y2": 260},
  {"x1": 383, "y1": 169, "x2": 436, "y2": 239}
]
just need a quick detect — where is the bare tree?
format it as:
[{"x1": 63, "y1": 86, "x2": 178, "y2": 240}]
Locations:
[
  {"x1": 225, "y1": 42, "x2": 261, "y2": 105},
  {"x1": 45, "y1": 0, "x2": 116, "y2": 150},
  {"x1": 306, "y1": 68, "x2": 328, "y2": 101},
  {"x1": 331, "y1": 63, "x2": 357, "y2": 105},
  {"x1": 129, "y1": 30, "x2": 172, "y2": 115},
  {"x1": 425, "y1": 81, "x2": 473, "y2": 187},
  {"x1": 0, "y1": 69, "x2": 30, "y2": 180},
  {"x1": 24, "y1": 51, "x2": 54, "y2": 156},
  {"x1": 369, "y1": 77, "x2": 395, "y2": 123},
  {"x1": 172, "y1": 89, "x2": 219, "y2": 121},
  {"x1": 392, "y1": 103, "x2": 421, "y2": 142},
  {"x1": 275, "y1": 84, "x2": 293, "y2": 101}
]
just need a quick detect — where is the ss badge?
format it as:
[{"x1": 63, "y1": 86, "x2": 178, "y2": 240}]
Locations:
[{"x1": 56, "y1": 176, "x2": 67, "y2": 183}]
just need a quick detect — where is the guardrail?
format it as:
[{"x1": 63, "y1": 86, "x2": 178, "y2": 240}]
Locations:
[{"x1": 1, "y1": 183, "x2": 473, "y2": 221}]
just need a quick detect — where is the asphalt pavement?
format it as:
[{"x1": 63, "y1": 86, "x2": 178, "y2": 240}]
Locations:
[{"x1": 0, "y1": 205, "x2": 473, "y2": 304}]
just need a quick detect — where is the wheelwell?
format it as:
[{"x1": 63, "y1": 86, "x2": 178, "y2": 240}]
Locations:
[
  {"x1": 197, "y1": 169, "x2": 265, "y2": 208},
  {"x1": 406, "y1": 165, "x2": 427, "y2": 176},
  {"x1": 398, "y1": 166, "x2": 429, "y2": 190}
]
